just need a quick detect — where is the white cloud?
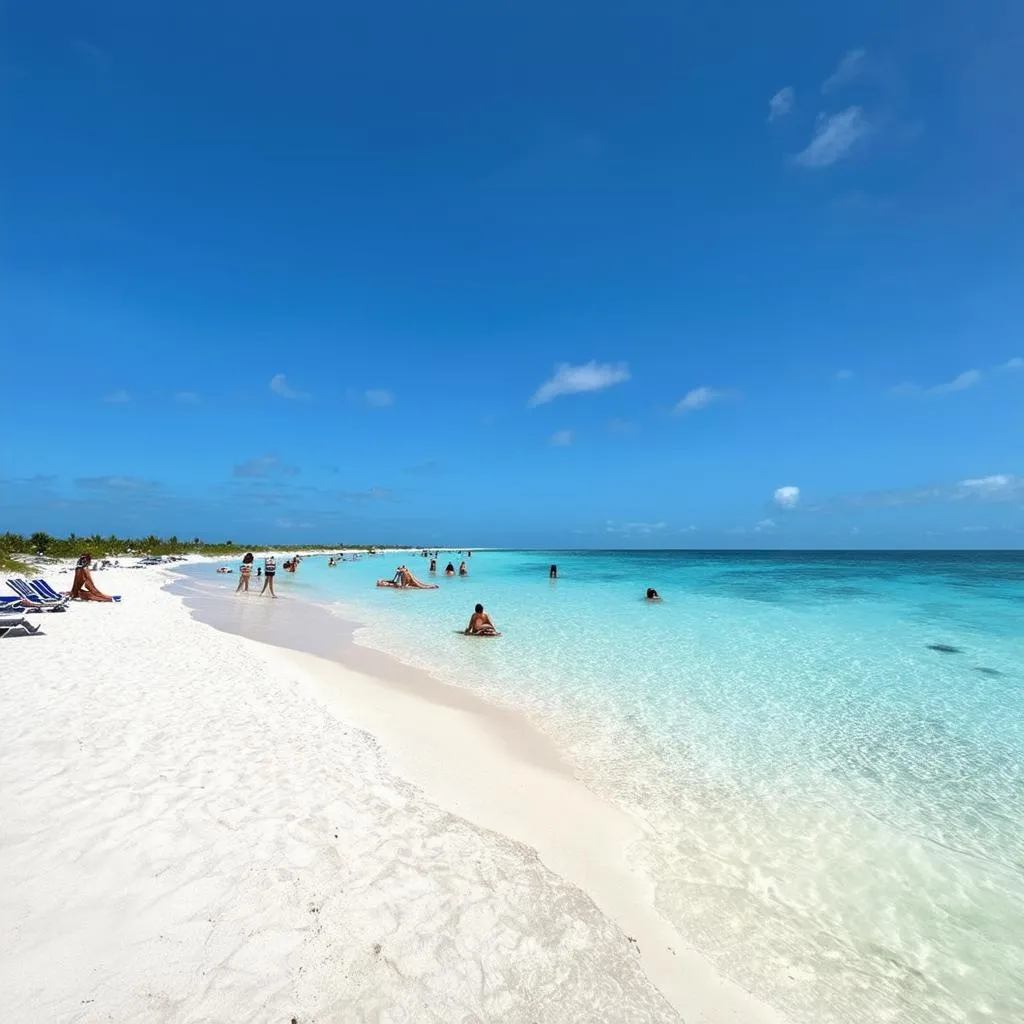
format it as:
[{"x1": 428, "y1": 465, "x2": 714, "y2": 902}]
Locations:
[
  {"x1": 768, "y1": 86, "x2": 795, "y2": 121},
  {"x1": 834, "y1": 369, "x2": 854, "y2": 381},
  {"x1": 606, "y1": 520, "x2": 666, "y2": 535},
  {"x1": 1001, "y1": 357, "x2": 1023, "y2": 371},
  {"x1": 529, "y1": 361, "x2": 630, "y2": 406},
  {"x1": 794, "y1": 107, "x2": 871, "y2": 168},
  {"x1": 269, "y1": 374, "x2": 309, "y2": 401},
  {"x1": 891, "y1": 368, "x2": 983, "y2": 397},
  {"x1": 958, "y1": 474, "x2": 1016, "y2": 496},
  {"x1": 364, "y1": 389, "x2": 395, "y2": 408},
  {"x1": 679, "y1": 525, "x2": 698, "y2": 533},
  {"x1": 774, "y1": 485, "x2": 801, "y2": 509},
  {"x1": 673, "y1": 386, "x2": 724, "y2": 415},
  {"x1": 550, "y1": 429, "x2": 573, "y2": 446},
  {"x1": 822, "y1": 49, "x2": 867, "y2": 93},
  {"x1": 103, "y1": 389, "x2": 130, "y2": 404},
  {"x1": 755, "y1": 518, "x2": 776, "y2": 532},
  {"x1": 174, "y1": 390, "x2": 200, "y2": 404},
  {"x1": 931, "y1": 369, "x2": 981, "y2": 395}
]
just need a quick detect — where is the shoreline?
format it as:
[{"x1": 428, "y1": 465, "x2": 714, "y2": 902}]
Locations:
[
  {"x1": 172, "y1": 564, "x2": 786, "y2": 1024},
  {"x1": 2, "y1": 561, "x2": 683, "y2": 1022}
]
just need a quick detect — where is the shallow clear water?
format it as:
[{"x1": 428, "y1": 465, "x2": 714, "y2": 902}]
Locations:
[{"x1": 251, "y1": 550, "x2": 1024, "y2": 1023}]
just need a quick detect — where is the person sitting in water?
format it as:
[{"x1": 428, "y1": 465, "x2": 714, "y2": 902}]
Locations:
[
  {"x1": 444, "y1": 562, "x2": 455, "y2": 576},
  {"x1": 549, "y1": 564, "x2": 558, "y2": 579},
  {"x1": 645, "y1": 587, "x2": 662, "y2": 601},
  {"x1": 69, "y1": 553, "x2": 115, "y2": 602},
  {"x1": 458, "y1": 561, "x2": 468, "y2": 576},
  {"x1": 464, "y1": 603, "x2": 498, "y2": 635},
  {"x1": 429, "y1": 558, "x2": 437, "y2": 573}
]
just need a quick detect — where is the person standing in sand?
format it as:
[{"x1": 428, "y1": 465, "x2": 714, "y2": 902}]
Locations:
[
  {"x1": 260, "y1": 555, "x2": 277, "y2": 597},
  {"x1": 236, "y1": 552, "x2": 254, "y2": 593}
]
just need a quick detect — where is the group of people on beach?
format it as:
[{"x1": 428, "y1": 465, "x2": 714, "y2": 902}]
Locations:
[{"x1": 234, "y1": 553, "x2": 292, "y2": 598}]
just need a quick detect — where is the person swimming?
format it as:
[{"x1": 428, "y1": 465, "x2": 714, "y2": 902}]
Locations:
[
  {"x1": 549, "y1": 564, "x2": 558, "y2": 579},
  {"x1": 464, "y1": 603, "x2": 498, "y2": 635},
  {"x1": 444, "y1": 562, "x2": 455, "y2": 576},
  {"x1": 458, "y1": 561, "x2": 468, "y2": 576},
  {"x1": 429, "y1": 558, "x2": 437, "y2": 573},
  {"x1": 646, "y1": 587, "x2": 662, "y2": 601}
]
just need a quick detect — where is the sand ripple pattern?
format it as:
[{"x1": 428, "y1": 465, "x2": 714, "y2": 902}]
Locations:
[{"x1": 0, "y1": 569, "x2": 678, "y2": 1024}]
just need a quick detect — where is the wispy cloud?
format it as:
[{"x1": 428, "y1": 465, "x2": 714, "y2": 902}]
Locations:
[
  {"x1": 364, "y1": 389, "x2": 395, "y2": 408},
  {"x1": 673, "y1": 386, "x2": 724, "y2": 415},
  {"x1": 529, "y1": 361, "x2": 630, "y2": 406},
  {"x1": 608, "y1": 418, "x2": 638, "y2": 436},
  {"x1": 891, "y1": 368, "x2": 982, "y2": 396},
  {"x1": 679, "y1": 525, "x2": 698, "y2": 533},
  {"x1": 804, "y1": 473, "x2": 1022, "y2": 513},
  {"x1": 774, "y1": 485, "x2": 801, "y2": 509},
  {"x1": 332, "y1": 486, "x2": 395, "y2": 502},
  {"x1": 794, "y1": 107, "x2": 871, "y2": 168},
  {"x1": 606, "y1": 520, "x2": 667, "y2": 536},
  {"x1": 269, "y1": 374, "x2": 310, "y2": 401},
  {"x1": 75, "y1": 475, "x2": 159, "y2": 491},
  {"x1": 174, "y1": 390, "x2": 200, "y2": 404},
  {"x1": 894, "y1": 358, "x2": 1023, "y2": 396},
  {"x1": 103, "y1": 389, "x2": 131, "y2": 404},
  {"x1": 834, "y1": 369, "x2": 854, "y2": 381},
  {"x1": 233, "y1": 454, "x2": 300, "y2": 478},
  {"x1": 404, "y1": 459, "x2": 443, "y2": 475},
  {"x1": 958, "y1": 474, "x2": 1018, "y2": 497},
  {"x1": 274, "y1": 518, "x2": 315, "y2": 531},
  {"x1": 822, "y1": 49, "x2": 866, "y2": 93},
  {"x1": 755, "y1": 518, "x2": 776, "y2": 532},
  {"x1": 768, "y1": 86, "x2": 795, "y2": 122},
  {"x1": 550, "y1": 429, "x2": 573, "y2": 446}
]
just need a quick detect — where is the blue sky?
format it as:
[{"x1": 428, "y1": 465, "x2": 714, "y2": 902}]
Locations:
[{"x1": 4, "y1": 1, "x2": 1023, "y2": 548}]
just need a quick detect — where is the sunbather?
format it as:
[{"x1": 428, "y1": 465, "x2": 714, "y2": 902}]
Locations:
[{"x1": 69, "y1": 553, "x2": 115, "y2": 602}]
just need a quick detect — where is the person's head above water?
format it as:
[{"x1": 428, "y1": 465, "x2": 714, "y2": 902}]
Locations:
[
  {"x1": 646, "y1": 587, "x2": 660, "y2": 599},
  {"x1": 475, "y1": 603, "x2": 483, "y2": 613}
]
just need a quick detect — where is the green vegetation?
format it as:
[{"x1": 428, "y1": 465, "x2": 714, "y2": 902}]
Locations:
[{"x1": 0, "y1": 532, "x2": 396, "y2": 570}]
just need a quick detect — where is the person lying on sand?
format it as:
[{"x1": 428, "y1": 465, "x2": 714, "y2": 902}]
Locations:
[
  {"x1": 464, "y1": 603, "x2": 498, "y2": 635},
  {"x1": 70, "y1": 553, "x2": 115, "y2": 602}
]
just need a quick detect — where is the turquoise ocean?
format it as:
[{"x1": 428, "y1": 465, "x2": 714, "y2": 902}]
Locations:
[{"x1": 209, "y1": 549, "x2": 1024, "y2": 1024}]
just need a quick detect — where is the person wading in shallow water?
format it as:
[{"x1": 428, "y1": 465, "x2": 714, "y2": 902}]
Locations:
[
  {"x1": 464, "y1": 603, "x2": 498, "y2": 636},
  {"x1": 236, "y1": 552, "x2": 254, "y2": 593},
  {"x1": 260, "y1": 555, "x2": 277, "y2": 597}
]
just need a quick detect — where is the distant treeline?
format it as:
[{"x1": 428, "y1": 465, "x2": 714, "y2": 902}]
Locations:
[{"x1": 0, "y1": 532, "x2": 394, "y2": 573}]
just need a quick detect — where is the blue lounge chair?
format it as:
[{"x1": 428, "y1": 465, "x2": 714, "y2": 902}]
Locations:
[
  {"x1": 6, "y1": 578, "x2": 69, "y2": 609},
  {"x1": 0, "y1": 614, "x2": 41, "y2": 638},
  {"x1": 31, "y1": 578, "x2": 70, "y2": 603}
]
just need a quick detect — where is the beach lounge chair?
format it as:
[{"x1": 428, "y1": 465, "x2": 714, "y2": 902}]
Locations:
[
  {"x1": 30, "y1": 578, "x2": 71, "y2": 604},
  {"x1": 6, "y1": 578, "x2": 70, "y2": 609},
  {"x1": 0, "y1": 614, "x2": 41, "y2": 638}
]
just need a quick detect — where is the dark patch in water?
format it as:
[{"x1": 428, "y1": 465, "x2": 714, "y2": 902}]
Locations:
[
  {"x1": 927, "y1": 643, "x2": 963, "y2": 654},
  {"x1": 974, "y1": 666, "x2": 1003, "y2": 677}
]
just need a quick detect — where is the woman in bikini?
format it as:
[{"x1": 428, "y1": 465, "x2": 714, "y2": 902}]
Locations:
[
  {"x1": 464, "y1": 603, "x2": 498, "y2": 635},
  {"x1": 69, "y1": 553, "x2": 115, "y2": 602},
  {"x1": 236, "y1": 552, "x2": 254, "y2": 593}
]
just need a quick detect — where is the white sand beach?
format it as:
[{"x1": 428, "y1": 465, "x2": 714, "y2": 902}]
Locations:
[{"x1": 1, "y1": 563, "x2": 783, "y2": 1024}]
